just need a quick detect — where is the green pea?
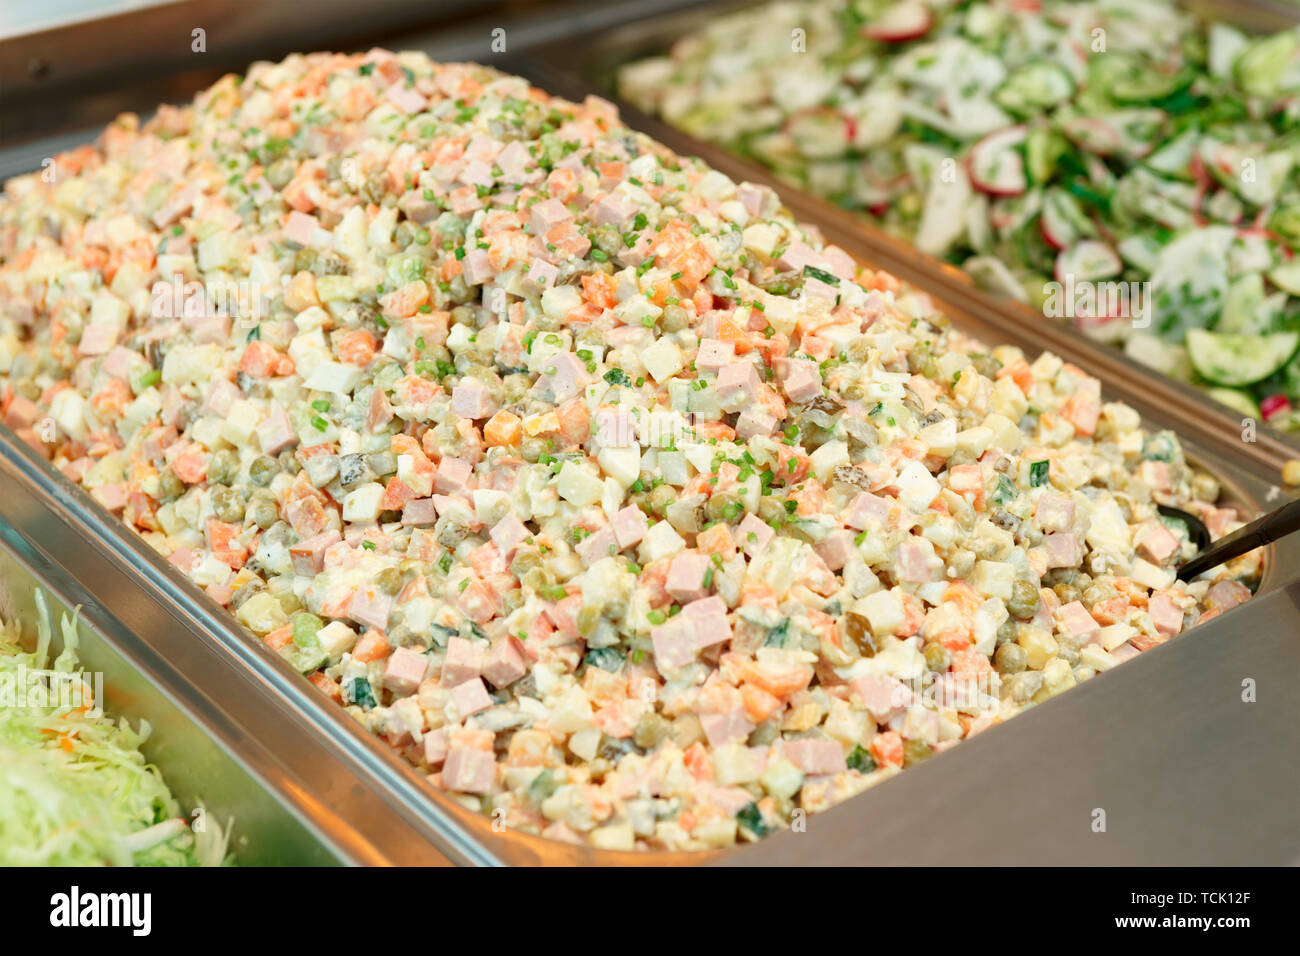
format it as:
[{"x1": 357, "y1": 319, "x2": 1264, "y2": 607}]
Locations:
[
  {"x1": 923, "y1": 641, "x2": 951, "y2": 673},
  {"x1": 249, "y1": 455, "x2": 280, "y2": 487},
  {"x1": 207, "y1": 449, "x2": 239, "y2": 485},
  {"x1": 247, "y1": 496, "x2": 279, "y2": 529},
  {"x1": 157, "y1": 468, "x2": 185, "y2": 502},
  {"x1": 376, "y1": 567, "x2": 403, "y2": 595},
  {"x1": 1007, "y1": 578, "x2": 1040, "y2": 620},
  {"x1": 211, "y1": 486, "x2": 245, "y2": 523},
  {"x1": 994, "y1": 642, "x2": 1027, "y2": 675}
]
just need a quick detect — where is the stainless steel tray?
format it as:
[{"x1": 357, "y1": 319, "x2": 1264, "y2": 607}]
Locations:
[
  {"x1": 0, "y1": 0, "x2": 1296, "y2": 865},
  {"x1": 514, "y1": 0, "x2": 1300, "y2": 476},
  {"x1": 0, "y1": 499, "x2": 337, "y2": 865}
]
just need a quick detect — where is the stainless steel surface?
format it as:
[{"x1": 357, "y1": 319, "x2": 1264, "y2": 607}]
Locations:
[
  {"x1": 732, "y1": 580, "x2": 1300, "y2": 866},
  {"x1": 0, "y1": 0, "x2": 1295, "y2": 866},
  {"x1": 0, "y1": 503, "x2": 337, "y2": 866},
  {"x1": 515, "y1": 0, "x2": 1300, "y2": 475},
  {"x1": 0, "y1": 437, "x2": 478, "y2": 866}
]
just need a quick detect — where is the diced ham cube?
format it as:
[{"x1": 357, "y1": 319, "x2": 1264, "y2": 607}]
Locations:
[
  {"x1": 256, "y1": 402, "x2": 297, "y2": 455},
  {"x1": 1042, "y1": 531, "x2": 1080, "y2": 569},
  {"x1": 896, "y1": 537, "x2": 934, "y2": 583},
  {"x1": 700, "y1": 710, "x2": 755, "y2": 748},
  {"x1": 522, "y1": 257, "x2": 559, "y2": 293},
  {"x1": 666, "y1": 551, "x2": 711, "y2": 603},
  {"x1": 1206, "y1": 579, "x2": 1251, "y2": 612},
  {"x1": 611, "y1": 505, "x2": 649, "y2": 548},
  {"x1": 91, "y1": 483, "x2": 127, "y2": 512},
  {"x1": 850, "y1": 674, "x2": 910, "y2": 723},
  {"x1": 682, "y1": 595, "x2": 731, "y2": 648},
  {"x1": 78, "y1": 322, "x2": 119, "y2": 356},
  {"x1": 737, "y1": 512, "x2": 774, "y2": 558},
  {"x1": 383, "y1": 646, "x2": 429, "y2": 696},
  {"x1": 290, "y1": 530, "x2": 342, "y2": 575},
  {"x1": 576, "y1": 527, "x2": 617, "y2": 567},
  {"x1": 441, "y1": 636, "x2": 483, "y2": 688},
  {"x1": 1137, "y1": 522, "x2": 1180, "y2": 565},
  {"x1": 843, "y1": 492, "x2": 892, "y2": 530},
  {"x1": 283, "y1": 210, "x2": 320, "y2": 245},
  {"x1": 385, "y1": 83, "x2": 428, "y2": 115},
  {"x1": 451, "y1": 677, "x2": 493, "y2": 718},
  {"x1": 695, "y1": 339, "x2": 735, "y2": 374},
  {"x1": 1056, "y1": 600, "x2": 1100, "y2": 637},
  {"x1": 434, "y1": 457, "x2": 473, "y2": 494},
  {"x1": 1205, "y1": 508, "x2": 1237, "y2": 539},
  {"x1": 442, "y1": 747, "x2": 495, "y2": 793},
  {"x1": 482, "y1": 635, "x2": 527, "y2": 689},
  {"x1": 814, "y1": 529, "x2": 856, "y2": 571},
  {"x1": 715, "y1": 361, "x2": 760, "y2": 411},
  {"x1": 423, "y1": 728, "x2": 448, "y2": 766},
  {"x1": 735, "y1": 409, "x2": 778, "y2": 439},
  {"x1": 401, "y1": 497, "x2": 438, "y2": 527},
  {"x1": 489, "y1": 513, "x2": 530, "y2": 555},
  {"x1": 650, "y1": 616, "x2": 696, "y2": 673},
  {"x1": 784, "y1": 738, "x2": 847, "y2": 775},
  {"x1": 200, "y1": 378, "x2": 240, "y2": 417},
  {"x1": 737, "y1": 182, "x2": 776, "y2": 217},
  {"x1": 348, "y1": 586, "x2": 392, "y2": 632},
  {"x1": 1148, "y1": 592, "x2": 1184, "y2": 638},
  {"x1": 461, "y1": 248, "x2": 495, "y2": 286},
  {"x1": 527, "y1": 198, "x2": 572, "y2": 237},
  {"x1": 776, "y1": 358, "x2": 822, "y2": 403},
  {"x1": 538, "y1": 351, "x2": 590, "y2": 403},
  {"x1": 589, "y1": 192, "x2": 637, "y2": 230},
  {"x1": 775, "y1": 239, "x2": 820, "y2": 274},
  {"x1": 1035, "y1": 493, "x2": 1075, "y2": 533},
  {"x1": 452, "y1": 380, "x2": 497, "y2": 420},
  {"x1": 4, "y1": 394, "x2": 40, "y2": 432},
  {"x1": 100, "y1": 346, "x2": 139, "y2": 380}
]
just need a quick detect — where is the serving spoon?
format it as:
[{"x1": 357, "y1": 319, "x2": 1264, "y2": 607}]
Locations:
[{"x1": 1158, "y1": 498, "x2": 1300, "y2": 582}]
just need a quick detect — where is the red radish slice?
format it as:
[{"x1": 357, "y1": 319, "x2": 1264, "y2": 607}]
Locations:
[
  {"x1": 968, "y1": 125, "x2": 1027, "y2": 196},
  {"x1": 863, "y1": 1, "x2": 934, "y2": 42},
  {"x1": 1040, "y1": 196, "x2": 1078, "y2": 250},
  {"x1": 1055, "y1": 240, "x2": 1122, "y2": 283},
  {"x1": 1057, "y1": 115, "x2": 1124, "y2": 156}
]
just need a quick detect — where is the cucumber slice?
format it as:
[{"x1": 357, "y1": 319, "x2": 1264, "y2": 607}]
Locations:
[
  {"x1": 1206, "y1": 387, "x2": 1262, "y2": 419},
  {"x1": 964, "y1": 255, "x2": 1030, "y2": 302},
  {"x1": 1268, "y1": 261, "x2": 1300, "y2": 296},
  {"x1": 1186, "y1": 328, "x2": 1300, "y2": 387},
  {"x1": 996, "y1": 62, "x2": 1074, "y2": 116},
  {"x1": 1055, "y1": 240, "x2": 1122, "y2": 283},
  {"x1": 786, "y1": 108, "x2": 851, "y2": 160},
  {"x1": 1108, "y1": 65, "x2": 1193, "y2": 105},
  {"x1": 1219, "y1": 273, "x2": 1266, "y2": 335},
  {"x1": 1024, "y1": 126, "x2": 1066, "y2": 185}
]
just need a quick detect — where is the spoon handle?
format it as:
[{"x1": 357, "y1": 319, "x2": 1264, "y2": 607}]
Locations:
[{"x1": 1177, "y1": 497, "x2": 1300, "y2": 581}]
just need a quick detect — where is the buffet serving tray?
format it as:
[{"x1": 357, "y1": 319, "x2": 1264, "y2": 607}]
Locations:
[
  {"x1": 514, "y1": 0, "x2": 1300, "y2": 476},
  {"x1": 3, "y1": 415, "x2": 1297, "y2": 865},
  {"x1": 0, "y1": 479, "x2": 338, "y2": 865},
  {"x1": 0, "y1": 0, "x2": 1296, "y2": 866}
]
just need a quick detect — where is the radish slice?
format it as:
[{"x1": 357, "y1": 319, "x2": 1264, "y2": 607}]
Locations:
[
  {"x1": 863, "y1": 1, "x2": 935, "y2": 43},
  {"x1": 1055, "y1": 240, "x2": 1122, "y2": 283},
  {"x1": 968, "y1": 125, "x2": 1027, "y2": 196},
  {"x1": 1057, "y1": 114, "x2": 1124, "y2": 156},
  {"x1": 1040, "y1": 197, "x2": 1078, "y2": 250}
]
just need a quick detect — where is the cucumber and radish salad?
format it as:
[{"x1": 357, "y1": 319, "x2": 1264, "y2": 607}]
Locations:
[{"x1": 619, "y1": 0, "x2": 1300, "y2": 430}]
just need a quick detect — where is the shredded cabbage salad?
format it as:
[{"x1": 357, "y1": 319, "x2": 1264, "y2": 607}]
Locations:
[{"x1": 0, "y1": 590, "x2": 231, "y2": 866}]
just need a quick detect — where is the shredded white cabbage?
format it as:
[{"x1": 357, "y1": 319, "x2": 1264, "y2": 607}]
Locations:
[{"x1": 0, "y1": 591, "x2": 232, "y2": 866}]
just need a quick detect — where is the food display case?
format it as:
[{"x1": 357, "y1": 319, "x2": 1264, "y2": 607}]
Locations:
[{"x1": 0, "y1": 0, "x2": 1297, "y2": 868}]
